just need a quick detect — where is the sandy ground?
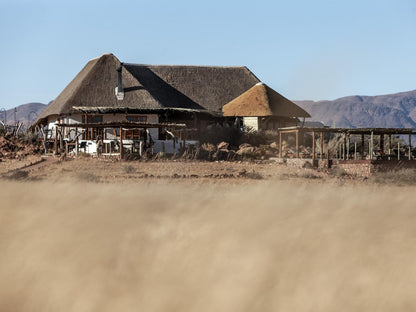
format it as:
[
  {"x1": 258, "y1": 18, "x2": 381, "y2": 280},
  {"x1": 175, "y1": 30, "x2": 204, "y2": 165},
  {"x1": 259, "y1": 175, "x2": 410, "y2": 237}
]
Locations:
[
  {"x1": 1, "y1": 156, "x2": 349, "y2": 186},
  {"x1": 1, "y1": 156, "x2": 415, "y2": 311},
  {"x1": 0, "y1": 155, "x2": 43, "y2": 174}
]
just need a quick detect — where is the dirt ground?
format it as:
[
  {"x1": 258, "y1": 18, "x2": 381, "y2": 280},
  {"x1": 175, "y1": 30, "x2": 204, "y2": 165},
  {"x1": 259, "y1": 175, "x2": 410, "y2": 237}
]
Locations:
[
  {"x1": 1, "y1": 177, "x2": 416, "y2": 312},
  {"x1": 1, "y1": 155, "x2": 351, "y2": 185},
  {"x1": 2, "y1": 155, "x2": 416, "y2": 311}
]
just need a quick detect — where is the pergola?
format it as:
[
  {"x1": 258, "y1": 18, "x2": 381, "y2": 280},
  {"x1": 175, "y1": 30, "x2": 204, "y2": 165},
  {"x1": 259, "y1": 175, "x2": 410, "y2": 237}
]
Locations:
[
  {"x1": 278, "y1": 126, "x2": 416, "y2": 160},
  {"x1": 52, "y1": 121, "x2": 187, "y2": 157}
]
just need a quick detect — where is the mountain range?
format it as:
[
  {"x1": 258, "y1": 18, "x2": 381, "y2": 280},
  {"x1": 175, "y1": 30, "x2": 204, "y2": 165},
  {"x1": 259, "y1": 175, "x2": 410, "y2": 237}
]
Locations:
[
  {"x1": 1, "y1": 102, "x2": 48, "y2": 126},
  {"x1": 3, "y1": 89, "x2": 416, "y2": 129},
  {"x1": 295, "y1": 89, "x2": 416, "y2": 128}
]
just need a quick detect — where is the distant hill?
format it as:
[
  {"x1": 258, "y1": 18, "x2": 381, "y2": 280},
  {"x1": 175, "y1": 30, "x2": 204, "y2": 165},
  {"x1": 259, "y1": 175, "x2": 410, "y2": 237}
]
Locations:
[
  {"x1": 295, "y1": 90, "x2": 416, "y2": 128},
  {"x1": 3, "y1": 89, "x2": 416, "y2": 129},
  {"x1": 1, "y1": 102, "x2": 48, "y2": 126}
]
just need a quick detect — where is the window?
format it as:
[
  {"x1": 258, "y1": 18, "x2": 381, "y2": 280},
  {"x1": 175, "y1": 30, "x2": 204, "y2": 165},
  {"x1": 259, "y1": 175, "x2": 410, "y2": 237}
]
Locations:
[
  {"x1": 126, "y1": 115, "x2": 147, "y2": 123},
  {"x1": 82, "y1": 115, "x2": 103, "y2": 124},
  {"x1": 82, "y1": 115, "x2": 103, "y2": 140},
  {"x1": 125, "y1": 115, "x2": 147, "y2": 139}
]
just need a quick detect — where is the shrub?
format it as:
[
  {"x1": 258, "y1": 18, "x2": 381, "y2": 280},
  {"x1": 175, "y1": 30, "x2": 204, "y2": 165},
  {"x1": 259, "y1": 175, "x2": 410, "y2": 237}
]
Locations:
[
  {"x1": 77, "y1": 172, "x2": 100, "y2": 183},
  {"x1": 331, "y1": 167, "x2": 347, "y2": 177},
  {"x1": 123, "y1": 165, "x2": 136, "y2": 174},
  {"x1": 245, "y1": 171, "x2": 264, "y2": 180}
]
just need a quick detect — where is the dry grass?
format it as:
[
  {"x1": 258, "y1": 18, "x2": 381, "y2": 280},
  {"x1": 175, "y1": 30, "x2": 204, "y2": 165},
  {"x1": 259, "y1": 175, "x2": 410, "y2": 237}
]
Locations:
[
  {"x1": 369, "y1": 168, "x2": 416, "y2": 186},
  {"x1": 1, "y1": 180, "x2": 416, "y2": 311}
]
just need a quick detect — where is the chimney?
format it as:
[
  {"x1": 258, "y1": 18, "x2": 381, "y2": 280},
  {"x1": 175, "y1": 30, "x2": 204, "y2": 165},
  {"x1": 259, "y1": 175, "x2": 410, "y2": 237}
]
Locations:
[{"x1": 115, "y1": 64, "x2": 124, "y2": 101}]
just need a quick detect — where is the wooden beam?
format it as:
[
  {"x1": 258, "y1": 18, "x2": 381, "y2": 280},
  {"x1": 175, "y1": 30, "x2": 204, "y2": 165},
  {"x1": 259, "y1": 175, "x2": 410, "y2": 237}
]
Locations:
[{"x1": 279, "y1": 131, "x2": 282, "y2": 158}]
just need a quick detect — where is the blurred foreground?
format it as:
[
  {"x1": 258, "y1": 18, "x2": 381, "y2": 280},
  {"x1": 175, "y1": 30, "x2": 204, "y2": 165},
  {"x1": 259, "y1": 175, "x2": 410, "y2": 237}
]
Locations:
[{"x1": 1, "y1": 181, "x2": 416, "y2": 311}]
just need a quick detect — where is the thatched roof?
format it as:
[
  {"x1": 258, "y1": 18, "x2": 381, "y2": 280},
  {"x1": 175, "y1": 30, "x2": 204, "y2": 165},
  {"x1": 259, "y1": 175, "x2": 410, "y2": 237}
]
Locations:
[
  {"x1": 222, "y1": 83, "x2": 311, "y2": 118},
  {"x1": 36, "y1": 53, "x2": 261, "y2": 125}
]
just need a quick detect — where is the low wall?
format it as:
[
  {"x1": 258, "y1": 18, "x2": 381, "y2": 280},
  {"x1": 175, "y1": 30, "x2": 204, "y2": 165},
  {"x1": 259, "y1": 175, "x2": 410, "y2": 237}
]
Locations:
[
  {"x1": 277, "y1": 158, "x2": 416, "y2": 177},
  {"x1": 333, "y1": 160, "x2": 416, "y2": 177}
]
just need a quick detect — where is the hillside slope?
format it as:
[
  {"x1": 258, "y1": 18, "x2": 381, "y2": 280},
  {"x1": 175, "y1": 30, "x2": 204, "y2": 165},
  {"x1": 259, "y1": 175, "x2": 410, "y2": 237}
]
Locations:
[
  {"x1": 295, "y1": 90, "x2": 416, "y2": 128},
  {"x1": 1, "y1": 103, "x2": 47, "y2": 125}
]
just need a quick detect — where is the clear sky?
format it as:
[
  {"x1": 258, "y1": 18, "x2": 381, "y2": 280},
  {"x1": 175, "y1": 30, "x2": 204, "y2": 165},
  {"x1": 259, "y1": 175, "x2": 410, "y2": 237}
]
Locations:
[{"x1": 0, "y1": 0, "x2": 415, "y2": 109}]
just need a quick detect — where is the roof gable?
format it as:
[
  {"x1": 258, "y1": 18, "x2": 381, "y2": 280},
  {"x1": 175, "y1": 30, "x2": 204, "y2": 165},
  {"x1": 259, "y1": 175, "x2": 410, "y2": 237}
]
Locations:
[{"x1": 222, "y1": 83, "x2": 311, "y2": 118}]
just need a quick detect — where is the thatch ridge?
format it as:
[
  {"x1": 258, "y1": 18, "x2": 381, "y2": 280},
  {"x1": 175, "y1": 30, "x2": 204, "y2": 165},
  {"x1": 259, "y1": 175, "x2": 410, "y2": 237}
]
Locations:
[
  {"x1": 35, "y1": 53, "x2": 263, "y2": 125},
  {"x1": 222, "y1": 83, "x2": 311, "y2": 118},
  {"x1": 124, "y1": 64, "x2": 260, "y2": 113}
]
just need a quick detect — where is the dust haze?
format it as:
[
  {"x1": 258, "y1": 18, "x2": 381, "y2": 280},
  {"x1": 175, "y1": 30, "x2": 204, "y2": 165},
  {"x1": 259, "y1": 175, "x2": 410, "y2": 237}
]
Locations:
[{"x1": 1, "y1": 181, "x2": 416, "y2": 311}]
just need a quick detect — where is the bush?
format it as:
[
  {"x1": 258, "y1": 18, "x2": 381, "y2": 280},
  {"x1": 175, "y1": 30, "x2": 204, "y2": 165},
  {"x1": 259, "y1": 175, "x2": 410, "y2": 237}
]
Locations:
[
  {"x1": 245, "y1": 171, "x2": 264, "y2": 180},
  {"x1": 331, "y1": 167, "x2": 347, "y2": 177},
  {"x1": 77, "y1": 172, "x2": 100, "y2": 183},
  {"x1": 123, "y1": 165, "x2": 136, "y2": 174}
]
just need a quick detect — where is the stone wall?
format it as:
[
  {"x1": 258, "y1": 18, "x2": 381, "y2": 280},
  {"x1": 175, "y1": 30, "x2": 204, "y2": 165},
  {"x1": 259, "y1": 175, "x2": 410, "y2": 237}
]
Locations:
[
  {"x1": 333, "y1": 160, "x2": 416, "y2": 177},
  {"x1": 278, "y1": 158, "x2": 416, "y2": 178}
]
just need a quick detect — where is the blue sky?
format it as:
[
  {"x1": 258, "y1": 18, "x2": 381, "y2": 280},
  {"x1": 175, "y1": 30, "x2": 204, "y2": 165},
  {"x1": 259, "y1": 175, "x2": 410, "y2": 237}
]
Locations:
[{"x1": 0, "y1": 0, "x2": 415, "y2": 109}]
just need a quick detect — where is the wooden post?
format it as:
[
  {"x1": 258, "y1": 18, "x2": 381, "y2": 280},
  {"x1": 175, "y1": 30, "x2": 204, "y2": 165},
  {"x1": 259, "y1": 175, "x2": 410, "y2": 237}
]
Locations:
[
  {"x1": 361, "y1": 133, "x2": 365, "y2": 159},
  {"x1": 388, "y1": 134, "x2": 392, "y2": 160},
  {"x1": 54, "y1": 126, "x2": 58, "y2": 155},
  {"x1": 380, "y1": 134, "x2": 384, "y2": 154},
  {"x1": 346, "y1": 134, "x2": 350, "y2": 160},
  {"x1": 370, "y1": 131, "x2": 374, "y2": 160},
  {"x1": 139, "y1": 141, "x2": 143, "y2": 157},
  {"x1": 398, "y1": 141, "x2": 400, "y2": 160},
  {"x1": 354, "y1": 141, "x2": 357, "y2": 160},
  {"x1": 279, "y1": 131, "x2": 282, "y2": 158},
  {"x1": 296, "y1": 130, "x2": 299, "y2": 158},
  {"x1": 342, "y1": 133, "x2": 346, "y2": 160},
  {"x1": 339, "y1": 143, "x2": 341, "y2": 160},
  {"x1": 320, "y1": 132, "x2": 323, "y2": 160},
  {"x1": 409, "y1": 133, "x2": 412, "y2": 160},
  {"x1": 312, "y1": 131, "x2": 315, "y2": 160},
  {"x1": 119, "y1": 127, "x2": 123, "y2": 160},
  {"x1": 59, "y1": 127, "x2": 64, "y2": 155}
]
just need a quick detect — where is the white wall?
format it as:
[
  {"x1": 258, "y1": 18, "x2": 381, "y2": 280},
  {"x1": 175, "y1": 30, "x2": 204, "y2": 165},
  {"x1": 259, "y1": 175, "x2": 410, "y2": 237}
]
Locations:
[{"x1": 243, "y1": 117, "x2": 259, "y2": 131}]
